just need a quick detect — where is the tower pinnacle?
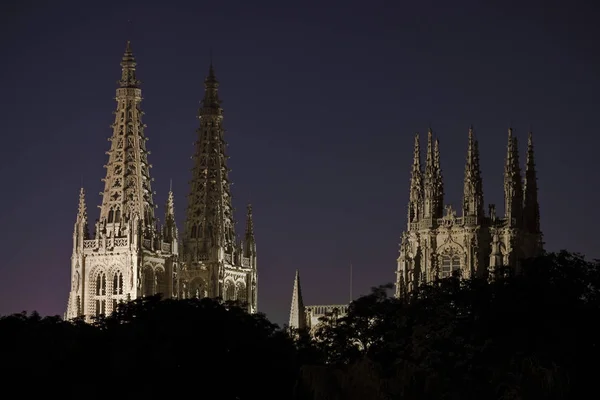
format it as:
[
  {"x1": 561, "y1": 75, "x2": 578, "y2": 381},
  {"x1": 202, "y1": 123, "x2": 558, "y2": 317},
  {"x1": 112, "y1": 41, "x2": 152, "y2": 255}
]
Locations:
[
  {"x1": 504, "y1": 128, "x2": 523, "y2": 226},
  {"x1": 407, "y1": 133, "x2": 423, "y2": 228},
  {"x1": 77, "y1": 188, "x2": 88, "y2": 227},
  {"x1": 523, "y1": 132, "x2": 540, "y2": 234},
  {"x1": 463, "y1": 126, "x2": 484, "y2": 222},
  {"x1": 423, "y1": 128, "x2": 443, "y2": 220}
]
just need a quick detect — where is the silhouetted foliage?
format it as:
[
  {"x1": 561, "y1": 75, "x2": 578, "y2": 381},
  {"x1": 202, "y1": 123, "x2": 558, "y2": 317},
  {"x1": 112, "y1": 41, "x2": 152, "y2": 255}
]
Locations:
[
  {"x1": 1, "y1": 251, "x2": 599, "y2": 399},
  {"x1": 296, "y1": 251, "x2": 600, "y2": 399}
]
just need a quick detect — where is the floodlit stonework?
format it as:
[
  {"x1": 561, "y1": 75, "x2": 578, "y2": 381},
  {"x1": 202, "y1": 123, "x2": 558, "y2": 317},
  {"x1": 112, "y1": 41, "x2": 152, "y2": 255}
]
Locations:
[
  {"x1": 65, "y1": 43, "x2": 178, "y2": 321},
  {"x1": 65, "y1": 42, "x2": 257, "y2": 320},
  {"x1": 395, "y1": 127, "x2": 543, "y2": 297}
]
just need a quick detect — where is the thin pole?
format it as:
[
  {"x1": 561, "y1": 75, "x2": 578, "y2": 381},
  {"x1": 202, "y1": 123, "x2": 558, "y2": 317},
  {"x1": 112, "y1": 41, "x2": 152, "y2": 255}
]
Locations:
[{"x1": 350, "y1": 263, "x2": 353, "y2": 302}]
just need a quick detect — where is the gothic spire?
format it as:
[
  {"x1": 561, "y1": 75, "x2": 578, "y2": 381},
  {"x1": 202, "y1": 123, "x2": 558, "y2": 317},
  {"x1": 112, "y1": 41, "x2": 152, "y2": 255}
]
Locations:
[
  {"x1": 288, "y1": 270, "x2": 306, "y2": 331},
  {"x1": 523, "y1": 132, "x2": 540, "y2": 233},
  {"x1": 75, "y1": 188, "x2": 90, "y2": 240},
  {"x1": 244, "y1": 203, "x2": 256, "y2": 257},
  {"x1": 407, "y1": 133, "x2": 423, "y2": 228},
  {"x1": 184, "y1": 64, "x2": 236, "y2": 255},
  {"x1": 433, "y1": 137, "x2": 444, "y2": 218},
  {"x1": 423, "y1": 128, "x2": 443, "y2": 219},
  {"x1": 77, "y1": 188, "x2": 88, "y2": 226},
  {"x1": 463, "y1": 126, "x2": 484, "y2": 222},
  {"x1": 99, "y1": 42, "x2": 156, "y2": 234},
  {"x1": 504, "y1": 128, "x2": 523, "y2": 226},
  {"x1": 163, "y1": 185, "x2": 178, "y2": 244}
]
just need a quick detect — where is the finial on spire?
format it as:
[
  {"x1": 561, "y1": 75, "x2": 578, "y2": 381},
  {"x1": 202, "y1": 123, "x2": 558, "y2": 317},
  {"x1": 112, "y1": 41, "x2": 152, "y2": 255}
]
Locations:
[
  {"x1": 245, "y1": 203, "x2": 254, "y2": 239},
  {"x1": 169, "y1": 178, "x2": 173, "y2": 193},
  {"x1": 119, "y1": 41, "x2": 139, "y2": 88}
]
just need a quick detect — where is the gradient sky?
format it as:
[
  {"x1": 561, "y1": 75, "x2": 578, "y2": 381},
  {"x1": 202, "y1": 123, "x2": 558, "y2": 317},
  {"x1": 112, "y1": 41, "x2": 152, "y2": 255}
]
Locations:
[{"x1": 1, "y1": 0, "x2": 599, "y2": 326}]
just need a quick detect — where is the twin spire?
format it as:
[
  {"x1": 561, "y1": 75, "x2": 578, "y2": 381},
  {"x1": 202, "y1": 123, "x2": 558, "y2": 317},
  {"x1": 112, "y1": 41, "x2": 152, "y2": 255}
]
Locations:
[
  {"x1": 407, "y1": 128, "x2": 443, "y2": 228},
  {"x1": 76, "y1": 42, "x2": 257, "y2": 252},
  {"x1": 407, "y1": 126, "x2": 539, "y2": 230}
]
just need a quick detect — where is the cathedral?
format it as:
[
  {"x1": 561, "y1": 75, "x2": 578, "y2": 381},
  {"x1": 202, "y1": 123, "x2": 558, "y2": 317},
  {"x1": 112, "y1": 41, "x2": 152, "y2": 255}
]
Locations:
[
  {"x1": 289, "y1": 127, "x2": 543, "y2": 332},
  {"x1": 395, "y1": 127, "x2": 543, "y2": 297},
  {"x1": 65, "y1": 42, "x2": 257, "y2": 321}
]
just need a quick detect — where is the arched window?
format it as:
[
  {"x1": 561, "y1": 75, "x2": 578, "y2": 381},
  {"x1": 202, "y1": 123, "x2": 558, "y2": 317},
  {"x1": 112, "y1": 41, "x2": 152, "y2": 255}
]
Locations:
[
  {"x1": 115, "y1": 209, "x2": 121, "y2": 223},
  {"x1": 440, "y1": 254, "x2": 461, "y2": 278},
  {"x1": 224, "y1": 281, "x2": 235, "y2": 301},
  {"x1": 236, "y1": 282, "x2": 247, "y2": 304},
  {"x1": 113, "y1": 272, "x2": 123, "y2": 295},
  {"x1": 191, "y1": 225, "x2": 197, "y2": 238},
  {"x1": 189, "y1": 279, "x2": 207, "y2": 299},
  {"x1": 143, "y1": 267, "x2": 155, "y2": 296},
  {"x1": 94, "y1": 271, "x2": 107, "y2": 316},
  {"x1": 96, "y1": 272, "x2": 106, "y2": 295},
  {"x1": 108, "y1": 209, "x2": 114, "y2": 223}
]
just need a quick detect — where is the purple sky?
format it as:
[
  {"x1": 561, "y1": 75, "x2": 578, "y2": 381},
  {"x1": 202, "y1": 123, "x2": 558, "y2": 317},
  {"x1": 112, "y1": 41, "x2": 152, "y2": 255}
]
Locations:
[{"x1": 1, "y1": 0, "x2": 599, "y2": 326}]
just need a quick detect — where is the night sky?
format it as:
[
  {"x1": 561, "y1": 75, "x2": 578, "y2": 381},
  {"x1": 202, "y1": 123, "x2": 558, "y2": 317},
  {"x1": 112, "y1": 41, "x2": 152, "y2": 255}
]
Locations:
[{"x1": 1, "y1": 0, "x2": 599, "y2": 326}]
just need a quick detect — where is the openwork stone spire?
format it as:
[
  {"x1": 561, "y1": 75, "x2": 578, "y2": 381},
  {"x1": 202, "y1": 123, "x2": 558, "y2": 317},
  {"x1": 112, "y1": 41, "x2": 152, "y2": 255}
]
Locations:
[
  {"x1": 407, "y1": 133, "x2": 423, "y2": 228},
  {"x1": 463, "y1": 126, "x2": 484, "y2": 222},
  {"x1": 99, "y1": 41, "x2": 155, "y2": 232},
  {"x1": 184, "y1": 64, "x2": 236, "y2": 254},
  {"x1": 289, "y1": 270, "x2": 306, "y2": 331},
  {"x1": 504, "y1": 128, "x2": 523, "y2": 226},
  {"x1": 523, "y1": 132, "x2": 540, "y2": 234}
]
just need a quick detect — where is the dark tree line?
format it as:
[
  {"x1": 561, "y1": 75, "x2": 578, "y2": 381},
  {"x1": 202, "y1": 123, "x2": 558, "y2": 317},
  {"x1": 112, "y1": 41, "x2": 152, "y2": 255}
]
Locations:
[{"x1": 1, "y1": 251, "x2": 599, "y2": 399}]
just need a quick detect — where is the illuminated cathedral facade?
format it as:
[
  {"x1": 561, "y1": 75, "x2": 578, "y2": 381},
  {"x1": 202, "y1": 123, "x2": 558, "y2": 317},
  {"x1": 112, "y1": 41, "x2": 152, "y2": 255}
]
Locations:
[
  {"x1": 65, "y1": 42, "x2": 257, "y2": 321},
  {"x1": 288, "y1": 127, "x2": 543, "y2": 332},
  {"x1": 395, "y1": 127, "x2": 543, "y2": 297}
]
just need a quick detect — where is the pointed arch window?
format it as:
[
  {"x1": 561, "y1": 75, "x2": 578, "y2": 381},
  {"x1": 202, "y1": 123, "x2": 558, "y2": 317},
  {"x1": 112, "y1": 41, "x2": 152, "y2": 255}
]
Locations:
[
  {"x1": 236, "y1": 282, "x2": 247, "y2": 304},
  {"x1": 96, "y1": 272, "x2": 106, "y2": 296},
  {"x1": 224, "y1": 281, "x2": 235, "y2": 301},
  {"x1": 113, "y1": 271, "x2": 124, "y2": 295},
  {"x1": 440, "y1": 254, "x2": 461, "y2": 278},
  {"x1": 94, "y1": 271, "x2": 107, "y2": 316}
]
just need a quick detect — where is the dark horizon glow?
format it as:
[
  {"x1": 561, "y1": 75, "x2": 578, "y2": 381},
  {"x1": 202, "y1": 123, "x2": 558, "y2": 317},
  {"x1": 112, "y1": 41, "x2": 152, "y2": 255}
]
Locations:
[{"x1": 1, "y1": 0, "x2": 599, "y2": 326}]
